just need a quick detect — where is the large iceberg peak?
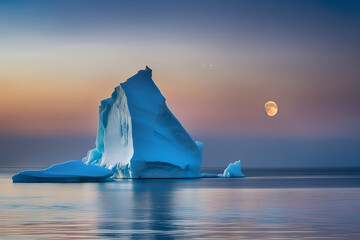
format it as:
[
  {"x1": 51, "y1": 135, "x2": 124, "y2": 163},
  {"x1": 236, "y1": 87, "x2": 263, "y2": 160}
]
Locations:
[
  {"x1": 83, "y1": 66, "x2": 203, "y2": 178},
  {"x1": 144, "y1": 65, "x2": 152, "y2": 74},
  {"x1": 132, "y1": 65, "x2": 153, "y2": 80}
]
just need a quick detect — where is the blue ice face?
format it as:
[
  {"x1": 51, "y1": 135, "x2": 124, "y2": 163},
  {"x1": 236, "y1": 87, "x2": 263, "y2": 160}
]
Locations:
[{"x1": 83, "y1": 67, "x2": 202, "y2": 178}]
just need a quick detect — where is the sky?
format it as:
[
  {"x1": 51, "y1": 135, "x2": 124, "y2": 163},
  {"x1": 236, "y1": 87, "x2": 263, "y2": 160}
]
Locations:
[{"x1": 1, "y1": 0, "x2": 360, "y2": 168}]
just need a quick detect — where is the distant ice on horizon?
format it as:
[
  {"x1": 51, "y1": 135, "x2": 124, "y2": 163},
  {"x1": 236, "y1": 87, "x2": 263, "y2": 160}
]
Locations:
[{"x1": 222, "y1": 160, "x2": 244, "y2": 177}]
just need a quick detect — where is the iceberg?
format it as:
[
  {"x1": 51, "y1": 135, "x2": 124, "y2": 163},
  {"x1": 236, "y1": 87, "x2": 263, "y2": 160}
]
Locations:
[
  {"x1": 12, "y1": 160, "x2": 115, "y2": 183},
  {"x1": 201, "y1": 161, "x2": 245, "y2": 178},
  {"x1": 221, "y1": 160, "x2": 244, "y2": 178},
  {"x1": 12, "y1": 67, "x2": 244, "y2": 182},
  {"x1": 83, "y1": 66, "x2": 203, "y2": 178}
]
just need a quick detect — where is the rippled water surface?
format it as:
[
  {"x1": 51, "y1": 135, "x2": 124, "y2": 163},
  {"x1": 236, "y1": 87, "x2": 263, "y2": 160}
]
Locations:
[{"x1": 1, "y1": 169, "x2": 360, "y2": 239}]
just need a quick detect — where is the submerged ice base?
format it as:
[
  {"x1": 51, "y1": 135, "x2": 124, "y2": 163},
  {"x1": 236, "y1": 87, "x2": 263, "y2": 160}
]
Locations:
[
  {"x1": 83, "y1": 67, "x2": 203, "y2": 178},
  {"x1": 12, "y1": 161, "x2": 115, "y2": 183}
]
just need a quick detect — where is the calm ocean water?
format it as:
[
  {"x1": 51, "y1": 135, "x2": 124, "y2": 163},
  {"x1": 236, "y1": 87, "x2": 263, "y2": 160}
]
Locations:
[{"x1": 1, "y1": 168, "x2": 360, "y2": 239}]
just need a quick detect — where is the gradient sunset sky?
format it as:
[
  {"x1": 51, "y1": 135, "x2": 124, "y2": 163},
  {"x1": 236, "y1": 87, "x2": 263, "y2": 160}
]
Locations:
[{"x1": 1, "y1": 0, "x2": 360, "y2": 168}]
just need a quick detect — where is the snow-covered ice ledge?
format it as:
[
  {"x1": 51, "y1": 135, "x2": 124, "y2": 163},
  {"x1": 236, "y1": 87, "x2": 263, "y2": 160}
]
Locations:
[{"x1": 12, "y1": 161, "x2": 114, "y2": 183}]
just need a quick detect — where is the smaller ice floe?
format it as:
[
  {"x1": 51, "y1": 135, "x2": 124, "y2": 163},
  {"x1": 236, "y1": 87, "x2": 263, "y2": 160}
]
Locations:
[
  {"x1": 12, "y1": 160, "x2": 115, "y2": 183},
  {"x1": 201, "y1": 160, "x2": 245, "y2": 178},
  {"x1": 221, "y1": 160, "x2": 244, "y2": 178}
]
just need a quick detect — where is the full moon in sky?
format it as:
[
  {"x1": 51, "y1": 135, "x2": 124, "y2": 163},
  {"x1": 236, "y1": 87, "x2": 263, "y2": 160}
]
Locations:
[{"x1": 265, "y1": 101, "x2": 278, "y2": 116}]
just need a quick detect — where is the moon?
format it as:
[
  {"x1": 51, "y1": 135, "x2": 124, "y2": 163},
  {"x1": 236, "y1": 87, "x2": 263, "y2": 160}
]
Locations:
[{"x1": 265, "y1": 101, "x2": 278, "y2": 116}]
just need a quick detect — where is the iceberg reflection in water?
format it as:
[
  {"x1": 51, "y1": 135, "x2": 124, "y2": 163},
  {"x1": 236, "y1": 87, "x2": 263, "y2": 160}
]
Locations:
[{"x1": 1, "y1": 171, "x2": 360, "y2": 239}]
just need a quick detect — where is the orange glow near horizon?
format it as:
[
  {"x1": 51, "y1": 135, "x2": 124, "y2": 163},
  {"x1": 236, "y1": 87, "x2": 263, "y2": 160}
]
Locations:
[{"x1": 1, "y1": 63, "x2": 358, "y2": 138}]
